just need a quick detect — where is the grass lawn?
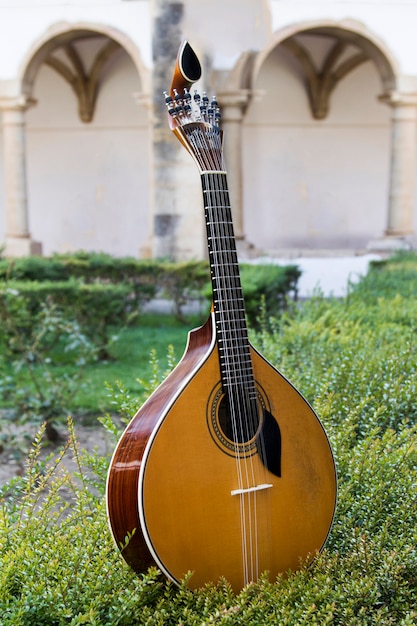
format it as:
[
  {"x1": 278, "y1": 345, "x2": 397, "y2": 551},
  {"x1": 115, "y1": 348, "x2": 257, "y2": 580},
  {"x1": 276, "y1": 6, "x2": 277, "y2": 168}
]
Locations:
[
  {"x1": 0, "y1": 312, "x2": 208, "y2": 423},
  {"x1": 64, "y1": 312, "x2": 208, "y2": 415}
]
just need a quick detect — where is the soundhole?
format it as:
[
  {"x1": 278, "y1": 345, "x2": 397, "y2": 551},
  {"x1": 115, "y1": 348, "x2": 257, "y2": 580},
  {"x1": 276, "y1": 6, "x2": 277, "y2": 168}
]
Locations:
[
  {"x1": 207, "y1": 383, "x2": 269, "y2": 458},
  {"x1": 218, "y1": 394, "x2": 259, "y2": 444}
]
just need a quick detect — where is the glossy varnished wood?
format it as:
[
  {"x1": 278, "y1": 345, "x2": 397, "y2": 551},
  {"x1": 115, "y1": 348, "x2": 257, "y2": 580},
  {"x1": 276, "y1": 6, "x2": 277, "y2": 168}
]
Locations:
[
  {"x1": 139, "y1": 321, "x2": 336, "y2": 590},
  {"x1": 107, "y1": 315, "x2": 337, "y2": 591},
  {"x1": 106, "y1": 316, "x2": 214, "y2": 571}
]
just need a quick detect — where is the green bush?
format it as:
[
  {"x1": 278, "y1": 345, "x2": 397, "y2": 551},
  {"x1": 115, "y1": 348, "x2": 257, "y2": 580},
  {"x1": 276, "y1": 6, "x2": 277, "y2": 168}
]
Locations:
[
  {"x1": 1, "y1": 417, "x2": 416, "y2": 623},
  {"x1": 203, "y1": 262, "x2": 301, "y2": 327},
  {"x1": 1, "y1": 251, "x2": 417, "y2": 623},
  {"x1": 0, "y1": 293, "x2": 97, "y2": 447},
  {"x1": 0, "y1": 253, "x2": 212, "y2": 321},
  {"x1": 0, "y1": 252, "x2": 159, "y2": 284},
  {"x1": 240, "y1": 263, "x2": 300, "y2": 326},
  {"x1": 0, "y1": 280, "x2": 137, "y2": 359},
  {"x1": 349, "y1": 250, "x2": 417, "y2": 302},
  {"x1": 0, "y1": 253, "x2": 302, "y2": 327}
]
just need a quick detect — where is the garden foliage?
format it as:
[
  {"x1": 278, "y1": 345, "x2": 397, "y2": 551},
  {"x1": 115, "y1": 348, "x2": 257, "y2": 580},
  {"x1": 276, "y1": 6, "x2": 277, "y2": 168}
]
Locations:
[{"x1": 0, "y1": 251, "x2": 417, "y2": 623}]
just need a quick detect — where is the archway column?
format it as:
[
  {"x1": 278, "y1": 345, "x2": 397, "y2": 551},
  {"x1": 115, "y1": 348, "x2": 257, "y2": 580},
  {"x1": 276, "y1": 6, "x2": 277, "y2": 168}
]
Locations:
[
  {"x1": 0, "y1": 96, "x2": 42, "y2": 256},
  {"x1": 217, "y1": 90, "x2": 257, "y2": 256},
  {"x1": 133, "y1": 91, "x2": 154, "y2": 258},
  {"x1": 370, "y1": 92, "x2": 417, "y2": 251}
]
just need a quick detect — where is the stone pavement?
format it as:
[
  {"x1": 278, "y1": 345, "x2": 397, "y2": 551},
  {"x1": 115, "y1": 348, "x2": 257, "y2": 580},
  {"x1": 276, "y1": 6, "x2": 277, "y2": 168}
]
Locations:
[{"x1": 266, "y1": 254, "x2": 382, "y2": 298}]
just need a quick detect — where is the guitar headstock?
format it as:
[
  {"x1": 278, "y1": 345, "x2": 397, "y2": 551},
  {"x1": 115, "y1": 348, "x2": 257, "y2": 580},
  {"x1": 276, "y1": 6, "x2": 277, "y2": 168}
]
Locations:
[{"x1": 164, "y1": 41, "x2": 225, "y2": 173}]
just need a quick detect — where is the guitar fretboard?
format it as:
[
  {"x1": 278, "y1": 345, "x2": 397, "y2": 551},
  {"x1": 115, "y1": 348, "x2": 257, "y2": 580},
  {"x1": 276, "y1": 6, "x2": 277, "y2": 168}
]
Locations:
[{"x1": 201, "y1": 172, "x2": 257, "y2": 401}]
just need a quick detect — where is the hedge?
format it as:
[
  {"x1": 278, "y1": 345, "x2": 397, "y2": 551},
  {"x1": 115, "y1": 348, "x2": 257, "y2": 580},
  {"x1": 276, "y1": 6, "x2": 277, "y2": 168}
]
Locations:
[{"x1": 0, "y1": 252, "x2": 301, "y2": 326}]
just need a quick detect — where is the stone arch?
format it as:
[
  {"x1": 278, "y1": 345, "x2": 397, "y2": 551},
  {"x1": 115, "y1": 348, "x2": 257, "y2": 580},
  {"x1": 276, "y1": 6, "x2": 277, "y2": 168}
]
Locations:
[
  {"x1": 237, "y1": 18, "x2": 399, "y2": 254},
  {"x1": 8, "y1": 21, "x2": 151, "y2": 258},
  {"x1": 17, "y1": 22, "x2": 149, "y2": 123},
  {"x1": 250, "y1": 19, "x2": 398, "y2": 119},
  {"x1": 19, "y1": 21, "x2": 149, "y2": 100}
]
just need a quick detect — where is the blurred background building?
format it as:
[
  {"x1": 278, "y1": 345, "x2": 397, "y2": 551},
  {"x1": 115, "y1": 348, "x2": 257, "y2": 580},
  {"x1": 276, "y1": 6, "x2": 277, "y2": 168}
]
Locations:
[{"x1": 0, "y1": 0, "x2": 416, "y2": 261}]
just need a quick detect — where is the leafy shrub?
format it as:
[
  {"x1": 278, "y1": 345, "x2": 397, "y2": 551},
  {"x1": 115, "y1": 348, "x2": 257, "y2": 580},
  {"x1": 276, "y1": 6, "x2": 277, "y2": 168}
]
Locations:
[
  {"x1": 0, "y1": 293, "x2": 97, "y2": 447},
  {"x1": 0, "y1": 253, "x2": 301, "y2": 327},
  {"x1": 1, "y1": 416, "x2": 416, "y2": 623},
  {"x1": 1, "y1": 252, "x2": 417, "y2": 623},
  {"x1": 159, "y1": 261, "x2": 209, "y2": 320},
  {"x1": 349, "y1": 250, "x2": 417, "y2": 302},
  {"x1": 0, "y1": 252, "x2": 158, "y2": 284},
  {"x1": 240, "y1": 263, "x2": 300, "y2": 327},
  {"x1": 0, "y1": 280, "x2": 137, "y2": 360},
  {"x1": 202, "y1": 262, "x2": 301, "y2": 327}
]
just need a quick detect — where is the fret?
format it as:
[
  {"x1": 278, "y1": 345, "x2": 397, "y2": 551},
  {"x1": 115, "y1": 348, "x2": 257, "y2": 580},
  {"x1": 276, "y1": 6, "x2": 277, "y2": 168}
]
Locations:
[
  {"x1": 214, "y1": 308, "x2": 246, "y2": 316},
  {"x1": 218, "y1": 343, "x2": 250, "y2": 352},
  {"x1": 207, "y1": 236, "x2": 236, "y2": 242},
  {"x1": 218, "y1": 348, "x2": 251, "y2": 358},
  {"x1": 213, "y1": 297, "x2": 244, "y2": 305},
  {"x1": 205, "y1": 207, "x2": 230, "y2": 213},
  {"x1": 208, "y1": 259, "x2": 239, "y2": 268},
  {"x1": 214, "y1": 299, "x2": 244, "y2": 305},
  {"x1": 206, "y1": 221, "x2": 234, "y2": 227},
  {"x1": 217, "y1": 333, "x2": 249, "y2": 344},
  {"x1": 211, "y1": 274, "x2": 238, "y2": 281},
  {"x1": 218, "y1": 351, "x2": 252, "y2": 362},
  {"x1": 218, "y1": 333, "x2": 249, "y2": 344},
  {"x1": 205, "y1": 209, "x2": 232, "y2": 219},
  {"x1": 222, "y1": 373, "x2": 256, "y2": 384},
  {"x1": 212, "y1": 287, "x2": 244, "y2": 295},
  {"x1": 216, "y1": 315, "x2": 247, "y2": 321},
  {"x1": 218, "y1": 359, "x2": 252, "y2": 370},
  {"x1": 225, "y1": 377, "x2": 256, "y2": 392}
]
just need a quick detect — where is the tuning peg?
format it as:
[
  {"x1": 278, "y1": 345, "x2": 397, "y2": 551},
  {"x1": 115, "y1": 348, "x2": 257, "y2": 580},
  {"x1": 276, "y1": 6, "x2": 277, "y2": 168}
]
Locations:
[
  {"x1": 163, "y1": 91, "x2": 178, "y2": 118},
  {"x1": 163, "y1": 90, "x2": 173, "y2": 105},
  {"x1": 173, "y1": 88, "x2": 182, "y2": 103}
]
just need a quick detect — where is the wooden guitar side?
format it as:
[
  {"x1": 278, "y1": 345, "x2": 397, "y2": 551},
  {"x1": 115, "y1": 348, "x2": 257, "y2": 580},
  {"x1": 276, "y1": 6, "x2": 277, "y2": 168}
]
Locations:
[
  {"x1": 107, "y1": 315, "x2": 337, "y2": 590},
  {"x1": 106, "y1": 316, "x2": 215, "y2": 571}
]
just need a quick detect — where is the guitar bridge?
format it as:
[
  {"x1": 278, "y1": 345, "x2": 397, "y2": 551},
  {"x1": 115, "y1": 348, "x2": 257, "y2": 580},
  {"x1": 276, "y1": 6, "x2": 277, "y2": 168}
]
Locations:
[{"x1": 231, "y1": 483, "x2": 273, "y2": 496}]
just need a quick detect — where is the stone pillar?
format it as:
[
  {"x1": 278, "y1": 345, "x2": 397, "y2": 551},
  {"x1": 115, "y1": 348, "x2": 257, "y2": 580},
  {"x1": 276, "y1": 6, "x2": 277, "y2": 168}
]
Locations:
[
  {"x1": 133, "y1": 91, "x2": 154, "y2": 258},
  {"x1": 150, "y1": 0, "x2": 184, "y2": 260},
  {"x1": 0, "y1": 96, "x2": 42, "y2": 256},
  {"x1": 370, "y1": 92, "x2": 417, "y2": 251},
  {"x1": 217, "y1": 91, "x2": 249, "y2": 242}
]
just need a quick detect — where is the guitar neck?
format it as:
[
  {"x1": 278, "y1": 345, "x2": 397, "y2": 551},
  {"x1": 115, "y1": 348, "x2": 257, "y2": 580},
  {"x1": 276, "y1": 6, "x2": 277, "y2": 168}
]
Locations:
[{"x1": 201, "y1": 171, "x2": 256, "y2": 399}]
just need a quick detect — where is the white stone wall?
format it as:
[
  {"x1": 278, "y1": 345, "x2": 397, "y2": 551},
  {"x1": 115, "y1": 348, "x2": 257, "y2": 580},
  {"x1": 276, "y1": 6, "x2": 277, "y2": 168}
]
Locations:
[
  {"x1": 243, "y1": 39, "x2": 391, "y2": 252},
  {"x1": 25, "y1": 46, "x2": 150, "y2": 257},
  {"x1": 0, "y1": 0, "x2": 416, "y2": 258}
]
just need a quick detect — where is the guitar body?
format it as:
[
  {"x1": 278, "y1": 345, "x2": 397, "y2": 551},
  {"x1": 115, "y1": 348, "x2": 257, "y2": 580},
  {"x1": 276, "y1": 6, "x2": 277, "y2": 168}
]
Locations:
[
  {"x1": 106, "y1": 41, "x2": 337, "y2": 591},
  {"x1": 107, "y1": 314, "x2": 336, "y2": 591}
]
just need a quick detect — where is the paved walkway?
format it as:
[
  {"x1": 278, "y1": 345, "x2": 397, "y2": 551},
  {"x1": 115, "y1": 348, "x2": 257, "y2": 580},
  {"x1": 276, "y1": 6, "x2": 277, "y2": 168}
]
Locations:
[{"x1": 269, "y1": 254, "x2": 381, "y2": 298}]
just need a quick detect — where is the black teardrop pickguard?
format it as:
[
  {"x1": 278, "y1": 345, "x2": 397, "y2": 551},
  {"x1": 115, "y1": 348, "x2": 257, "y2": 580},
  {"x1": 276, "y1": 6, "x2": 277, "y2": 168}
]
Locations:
[{"x1": 256, "y1": 409, "x2": 281, "y2": 478}]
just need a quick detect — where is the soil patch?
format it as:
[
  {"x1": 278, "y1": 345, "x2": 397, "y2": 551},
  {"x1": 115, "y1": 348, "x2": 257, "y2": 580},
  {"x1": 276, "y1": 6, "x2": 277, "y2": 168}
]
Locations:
[{"x1": 0, "y1": 417, "x2": 114, "y2": 487}]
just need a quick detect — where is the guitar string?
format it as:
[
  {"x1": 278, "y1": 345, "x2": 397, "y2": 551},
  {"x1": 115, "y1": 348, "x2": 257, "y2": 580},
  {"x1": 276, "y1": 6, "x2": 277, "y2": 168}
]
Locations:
[
  {"x1": 200, "y1": 164, "x2": 248, "y2": 582},
  {"x1": 212, "y1": 148, "x2": 271, "y2": 583},
  {"x1": 212, "y1": 170, "x2": 253, "y2": 584},
  {"x1": 212, "y1": 169, "x2": 259, "y2": 584},
  {"x1": 206, "y1": 129, "x2": 259, "y2": 585},
  {"x1": 171, "y1": 96, "x2": 259, "y2": 583},
  {"x1": 212, "y1": 162, "x2": 261, "y2": 584},
  {"x1": 188, "y1": 133, "x2": 245, "y2": 475},
  {"x1": 193, "y1": 126, "x2": 251, "y2": 584},
  {"x1": 181, "y1": 113, "x2": 267, "y2": 585}
]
